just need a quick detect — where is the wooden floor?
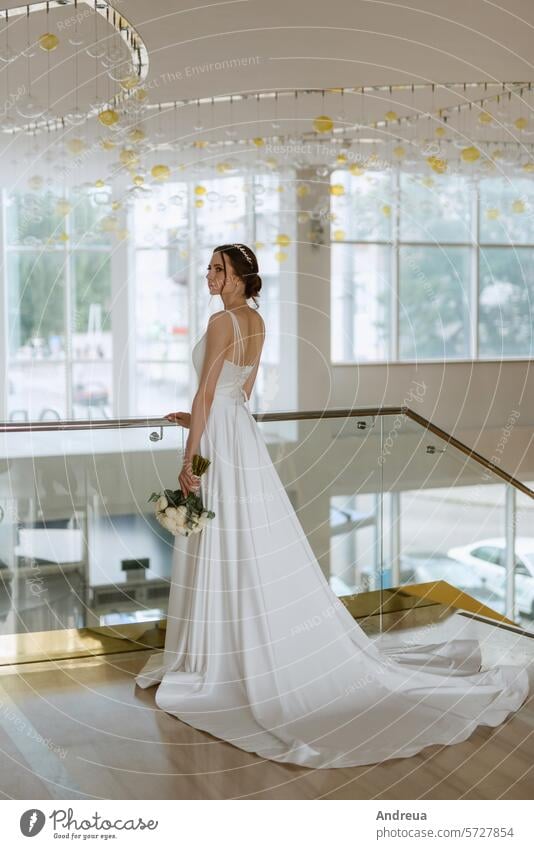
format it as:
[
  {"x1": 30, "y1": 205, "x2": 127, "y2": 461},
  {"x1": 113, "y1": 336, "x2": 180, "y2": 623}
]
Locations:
[{"x1": 1, "y1": 607, "x2": 533, "y2": 800}]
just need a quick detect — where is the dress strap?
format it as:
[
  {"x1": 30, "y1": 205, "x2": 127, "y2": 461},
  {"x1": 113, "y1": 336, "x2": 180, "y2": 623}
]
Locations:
[{"x1": 227, "y1": 310, "x2": 246, "y2": 366}]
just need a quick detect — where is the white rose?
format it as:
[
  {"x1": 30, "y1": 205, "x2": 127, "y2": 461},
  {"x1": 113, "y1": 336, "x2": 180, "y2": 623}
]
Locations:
[
  {"x1": 159, "y1": 514, "x2": 177, "y2": 533},
  {"x1": 156, "y1": 495, "x2": 168, "y2": 511},
  {"x1": 166, "y1": 507, "x2": 179, "y2": 521}
]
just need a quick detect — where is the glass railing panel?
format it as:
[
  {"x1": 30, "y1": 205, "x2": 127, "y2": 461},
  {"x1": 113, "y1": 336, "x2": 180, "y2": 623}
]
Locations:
[{"x1": 377, "y1": 412, "x2": 534, "y2": 628}]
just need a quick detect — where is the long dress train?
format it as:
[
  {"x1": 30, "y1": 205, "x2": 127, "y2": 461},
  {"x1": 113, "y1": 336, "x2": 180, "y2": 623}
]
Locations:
[{"x1": 136, "y1": 310, "x2": 530, "y2": 769}]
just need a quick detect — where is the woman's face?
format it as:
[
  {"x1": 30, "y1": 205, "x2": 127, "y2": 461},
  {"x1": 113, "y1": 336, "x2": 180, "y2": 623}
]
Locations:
[{"x1": 207, "y1": 251, "x2": 233, "y2": 295}]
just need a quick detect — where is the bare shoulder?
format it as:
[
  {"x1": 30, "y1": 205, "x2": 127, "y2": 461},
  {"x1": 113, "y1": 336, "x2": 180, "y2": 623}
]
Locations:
[{"x1": 205, "y1": 310, "x2": 232, "y2": 346}]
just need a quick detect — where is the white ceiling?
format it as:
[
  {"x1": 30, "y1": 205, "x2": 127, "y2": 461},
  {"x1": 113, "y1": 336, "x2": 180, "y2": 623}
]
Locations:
[{"x1": 1, "y1": 0, "x2": 534, "y2": 184}]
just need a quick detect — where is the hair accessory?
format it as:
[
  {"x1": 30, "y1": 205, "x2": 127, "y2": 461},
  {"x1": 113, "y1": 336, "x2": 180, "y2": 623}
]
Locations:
[{"x1": 232, "y1": 243, "x2": 255, "y2": 268}]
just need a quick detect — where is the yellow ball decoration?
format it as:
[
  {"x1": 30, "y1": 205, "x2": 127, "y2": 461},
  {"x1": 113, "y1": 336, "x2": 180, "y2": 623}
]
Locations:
[
  {"x1": 434, "y1": 127, "x2": 446, "y2": 137},
  {"x1": 296, "y1": 184, "x2": 310, "y2": 197},
  {"x1": 313, "y1": 115, "x2": 334, "y2": 133},
  {"x1": 330, "y1": 183, "x2": 345, "y2": 196},
  {"x1": 381, "y1": 204, "x2": 392, "y2": 217},
  {"x1": 195, "y1": 199, "x2": 204, "y2": 208},
  {"x1": 461, "y1": 146, "x2": 480, "y2": 163},
  {"x1": 120, "y1": 148, "x2": 139, "y2": 167},
  {"x1": 39, "y1": 32, "x2": 59, "y2": 51},
  {"x1": 512, "y1": 199, "x2": 525, "y2": 214},
  {"x1": 393, "y1": 145, "x2": 406, "y2": 158},
  {"x1": 57, "y1": 231, "x2": 69, "y2": 243},
  {"x1": 336, "y1": 153, "x2": 348, "y2": 165},
  {"x1": 252, "y1": 137, "x2": 265, "y2": 147},
  {"x1": 128, "y1": 128, "x2": 145, "y2": 143},
  {"x1": 66, "y1": 138, "x2": 86, "y2": 155},
  {"x1": 100, "y1": 138, "x2": 116, "y2": 150},
  {"x1": 55, "y1": 199, "x2": 71, "y2": 216},
  {"x1": 478, "y1": 111, "x2": 493, "y2": 125},
  {"x1": 333, "y1": 229, "x2": 346, "y2": 241},
  {"x1": 98, "y1": 109, "x2": 119, "y2": 127},
  {"x1": 275, "y1": 234, "x2": 291, "y2": 247},
  {"x1": 274, "y1": 250, "x2": 288, "y2": 262},
  {"x1": 119, "y1": 76, "x2": 140, "y2": 91},
  {"x1": 133, "y1": 175, "x2": 144, "y2": 186},
  {"x1": 349, "y1": 164, "x2": 364, "y2": 176},
  {"x1": 112, "y1": 201, "x2": 122, "y2": 211},
  {"x1": 134, "y1": 88, "x2": 148, "y2": 102},
  {"x1": 193, "y1": 140, "x2": 208, "y2": 149},
  {"x1": 265, "y1": 157, "x2": 277, "y2": 168},
  {"x1": 515, "y1": 117, "x2": 528, "y2": 130},
  {"x1": 385, "y1": 111, "x2": 398, "y2": 121},
  {"x1": 522, "y1": 162, "x2": 534, "y2": 173},
  {"x1": 28, "y1": 175, "x2": 43, "y2": 190},
  {"x1": 254, "y1": 241, "x2": 265, "y2": 250},
  {"x1": 427, "y1": 155, "x2": 448, "y2": 174},
  {"x1": 194, "y1": 185, "x2": 207, "y2": 196},
  {"x1": 485, "y1": 208, "x2": 500, "y2": 220},
  {"x1": 216, "y1": 162, "x2": 230, "y2": 173},
  {"x1": 151, "y1": 164, "x2": 170, "y2": 181}
]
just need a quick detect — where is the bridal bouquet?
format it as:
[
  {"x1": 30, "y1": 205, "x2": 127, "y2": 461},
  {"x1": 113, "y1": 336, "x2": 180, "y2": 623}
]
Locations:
[{"x1": 148, "y1": 453, "x2": 215, "y2": 537}]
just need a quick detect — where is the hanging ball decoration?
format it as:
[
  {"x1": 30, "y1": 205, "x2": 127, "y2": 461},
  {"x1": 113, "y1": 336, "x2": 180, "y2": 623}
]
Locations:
[
  {"x1": 133, "y1": 175, "x2": 144, "y2": 185},
  {"x1": 193, "y1": 140, "x2": 208, "y2": 149},
  {"x1": 101, "y1": 215, "x2": 119, "y2": 232},
  {"x1": 333, "y1": 229, "x2": 346, "y2": 241},
  {"x1": 265, "y1": 157, "x2": 278, "y2": 168},
  {"x1": 349, "y1": 164, "x2": 364, "y2": 176},
  {"x1": 98, "y1": 108, "x2": 119, "y2": 127},
  {"x1": 478, "y1": 111, "x2": 493, "y2": 125},
  {"x1": 100, "y1": 138, "x2": 116, "y2": 150},
  {"x1": 120, "y1": 148, "x2": 139, "y2": 167},
  {"x1": 119, "y1": 75, "x2": 140, "y2": 91},
  {"x1": 381, "y1": 204, "x2": 392, "y2": 217},
  {"x1": 274, "y1": 250, "x2": 288, "y2": 262},
  {"x1": 151, "y1": 164, "x2": 171, "y2": 181},
  {"x1": 66, "y1": 138, "x2": 87, "y2": 155},
  {"x1": 216, "y1": 162, "x2": 231, "y2": 173},
  {"x1": 336, "y1": 153, "x2": 348, "y2": 165},
  {"x1": 330, "y1": 183, "x2": 345, "y2": 196},
  {"x1": 296, "y1": 184, "x2": 311, "y2": 197},
  {"x1": 393, "y1": 145, "x2": 406, "y2": 158},
  {"x1": 485, "y1": 208, "x2": 500, "y2": 220},
  {"x1": 385, "y1": 111, "x2": 398, "y2": 121},
  {"x1": 427, "y1": 155, "x2": 447, "y2": 174},
  {"x1": 94, "y1": 179, "x2": 106, "y2": 188},
  {"x1": 512, "y1": 199, "x2": 526, "y2": 213},
  {"x1": 514, "y1": 117, "x2": 528, "y2": 130},
  {"x1": 39, "y1": 33, "x2": 59, "y2": 51},
  {"x1": 434, "y1": 127, "x2": 447, "y2": 137},
  {"x1": 461, "y1": 145, "x2": 481, "y2": 163},
  {"x1": 128, "y1": 127, "x2": 146, "y2": 143},
  {"x1": 491, "y1": 149, "x2": 504, "y2": 160},
  {"x1": 112, "y1": 201, "x2": 122, "y2": 211},
  {"x1": 134, "y1": 88, "x2": 148, "y2": 101},
  {"x1": 297, "y1": 212, "x2": 310, "y2": 223},
  {"x1": 252, "y1": 137, "x2": 265, "y2": 147},
  {"x1": 195, "y1": 199, "x2": 204, "y2": 208},
  {"x1": 57, "y1": 231, "x2": 69, "y2": 242},
  {"x1": 55, "y1": 199, "x2": 72, "y2": 216},
  {"x1": 194, "y1": 185, "x2": 207, "y2": 196},
  {"x1": 313, "y1": 115, "x2": 334, "y2": 133},
  {"x1": 275, "y1": 234, "x2": 291, "y2": 247},
  {"x1": 522, "y1": 162, "x2": 534, "y2": 173}
]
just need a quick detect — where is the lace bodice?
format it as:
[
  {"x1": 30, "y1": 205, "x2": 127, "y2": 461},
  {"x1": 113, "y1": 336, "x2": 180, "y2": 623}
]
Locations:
[{"x1": 192, "y1": 310, "x2": 257, "y2": 401}]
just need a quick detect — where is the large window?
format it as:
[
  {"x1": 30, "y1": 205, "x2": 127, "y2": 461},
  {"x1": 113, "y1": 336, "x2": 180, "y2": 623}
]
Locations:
[
  {"x1": 131, "y1": 172, "x2": 289, "y2": 415},
  {"x1": 5, "y1": 189, "x2": 112, "y2": 421},
  {"x1": 331, "y1": 170, "x2": 534, "y2": 362}
]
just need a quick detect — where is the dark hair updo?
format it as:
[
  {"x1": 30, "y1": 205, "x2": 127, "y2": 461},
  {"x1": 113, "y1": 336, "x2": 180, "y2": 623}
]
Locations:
[{"x1": 213, "y1": 243, "x2": 262, "y2": 308}]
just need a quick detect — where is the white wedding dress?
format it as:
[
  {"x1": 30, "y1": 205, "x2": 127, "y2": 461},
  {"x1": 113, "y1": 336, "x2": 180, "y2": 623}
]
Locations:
[{"x1": 136, "y1": 310, "x2": 530, "y2": 769}]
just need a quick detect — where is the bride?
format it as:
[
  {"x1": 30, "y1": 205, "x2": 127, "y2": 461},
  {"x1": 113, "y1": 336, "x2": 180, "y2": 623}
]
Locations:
[{"x1": 135, "y1": 242, "x2": 530, "y2": 769}]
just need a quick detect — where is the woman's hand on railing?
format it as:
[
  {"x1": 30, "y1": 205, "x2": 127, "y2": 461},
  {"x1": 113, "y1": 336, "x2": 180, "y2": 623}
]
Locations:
[{"x1": 165, "y1": 412, "x2": 191, "y2": 428}]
